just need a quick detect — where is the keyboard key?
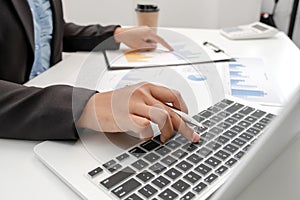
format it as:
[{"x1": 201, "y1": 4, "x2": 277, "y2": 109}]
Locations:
[
  {"x1": 88, "y1": 167, "x2": 103, "y2": 178},
  {"x1": 187, "y1": 153, "x2": 203, "y2": 164},
  {"x1": 235, "y1": 151, "x2": 245, "y2": 160},
  {"x1": 108, "y1": 163, "x2": 122, "y2": 173},
  {"x1": 183, "y1": 171, "x2": 202, "y2": 184},
  {"x1": 193, "y1": 182, "x2": 207, "y2": 194},
  {"x1": 253, "y1": 122, "x2": 266, "y2": 130},
  {"x1": 175, "y1": 135, "x2": 189, "y2": 144},
  {"x1": 232, "y1": 138, "x2": 247, "y2": 147},
  {"x1": 193, "y1": 115, "x2": 205, "y2": 122},
  {"x1": 194, "y1": 138, "x2": 206, "y2": 147},
  {"x1": 149, "y1": 163, "x2": 166, "y2": 175},
  {"x1": 259, "y1": 117, "x2": 271, "y2": 124},
  {"x1": 141, "y1": 140, "x2": 160, "y2": 151},
  {"x1": 138, "y1": 184, "x2": 157, "y2": 198},
  {"x1": 116, "y1": 153, "x2": 130, "y2": 162},
  {"x1": 221, "y1": 99, "x2": 234, "y2": 105},
  {"x1": 237, "y1": 120, "x2": 252, "y2": 129},
  {"x1": 239, "y1": 133, "x2": 254, "y2": 141},
  {"x1": 125, "y1": 193, "x2": 143, "y2": 200},
  {"x1": 217, "y1": 111, "x2": 231, "y2": 118},
  {"x1": 224, "y1": 130, "x2": 237, "y2": 138},
  {"x1": 197, "y1": 147, "x2": 212, "y2": 158},
  {"x1": 159, "y1": 188, "x2": 178, "y2": 200},
  {"x1": 136, "y1": 171, "x2": 154, "y2": 183},
  {"x1": 209, "y1": 127, "x2": 223, "y2": 135},
  {"x1": 208, "y1": 106, "x2": 222, "y2": 113},
  {"x1": 201, "y1": 132, "x2": 215, "y2": 141},
  {"x1": 211, "y1": 115, "x2": 224, "y2": 123},
  {"x1": 144, "y1": 152, "x2": 160, "y2": 163},
  {"x1": 195, "y1": 164, "x2": 212, "y2": 176},
  {"x1": 251, "y1": 110, "x2": 266, "y2": 119},
  {"x1": 204, "y1": 173, "x2": 218, "y2": 184},
  {"x1": 103, "y1": 160, "x2": 117, "y2": 169},
  {"x1": 203, "y1": 120, "x2": 216, "y2": 128},
  {"x1": 172, "y1": 149, "x2": 188, "y2": 159},
  {"x1": 215, "y1": 135, "x2": 230, "y2": 145},
  {"x1": 215, "y1": 150, "x2": 230, "y2": 160},
  {"x1": 155, "y1": 146, "x2": 171, "y2": 157},
  {"x1": 231, "y1": 125, "x2": 245, "y2": 133},
  {"x1": 195, "y1": 125, "x2": 208, "y2": 134},
  {"x1": 112, "y1": 178, "x2": 141, "y2": 199},
  {"x1": 100, "y1": 166, "x2": 136, "y2": 190},
  {"x1": 152, "y1": 176, "x2": 170, "y2": 189},
  {"x1": 153, "y1": 134, "x2": 164, "y2": 144},
  {"x1": 206, "y1": 141, "x2": 222, "y2": 151},
  {"x1": 224, "y1": 144, "x2": 239, "y2": 154},
  {"x1": 199, "y1": 110, "x2": 214, "y2": 118},
  {"x1": 244, "y1": 116, "x2": 258, "y2": 123},
  {"x1": 165, "y1": 168, "x2": 182, "y2": 180},
  {"x1": 161, "y1": 155, "x2": 177, "y2": 167},
  {"x1": 217, "y1": 121, "x2": 231, "y2": 131},
  {"x1": 205, "y1": 157, "x2": 222, "y2": 168},
  {"x1": 215, "y1": 102, "x2": 228, "y2": 109},
  {"x1": 225, "y1": 103, "x2": 244, "y2": 113},
  {"x1": 225, "y1": 158, "x2": 238, "y2": 167},
  {"x1": 215, "y1": 165, "x2": 228, "y2": 175},
  {"x1": 166, "y1": 140, "x2": 181, "y2": 150},
  {"x1": 180, "y1": 191, "x2": 196, "y2": 200},
  {"x1": 238, "y1": 106, "x2": 255, "y2": 115},
  {"x1": 131, "y1": 159, "x2": 149, "y2": 171},
  {"x1": 182, "y1": 143, "x2": 198, "y2": 152},
  {"x1": 232, "y1": 113, "x2": 245, "y2": 120},
  {"x1": 176, "y1": 160, "x2": 193, "y2": 172},
  {"x1": 129, "y1": 147, "x2": 146, "y2": 158},
  {"x1": 246, "y1": 127, "x2": 261, "y2": 136},
  {"x1": 172, "y1": 180, "x2": 190, "y2": 193},
  {"x1": 224, "y1": 117, "x2": 238, "y2": 125},
  {"x1": 266, "y1": 113, "x2": 275, "y2": 119}
]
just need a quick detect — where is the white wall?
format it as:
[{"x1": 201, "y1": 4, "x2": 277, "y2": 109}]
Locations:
[
  {"x1": 62, "y1": 0, "x2": 261, "y2": 29},
  {"x1": 262, "y1": 0, "x2": 300, "y2": 47}
]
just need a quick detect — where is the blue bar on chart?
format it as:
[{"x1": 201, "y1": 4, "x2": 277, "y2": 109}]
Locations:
[
  {"x1": 231, "y1": 89, "x2": 266, "y2": 97},
  {"x1": 229, "y1": 63, "x2": 245, "y2": 69},
  {"x1": 229, "y1": 71, "x2": 248, "y2": 78},
  {"x1": 230, "y1": 79, "x2": 256, "y2": 88},
  {"x1": 230, "y1": 79, "x2": 245, "y2": 86}
]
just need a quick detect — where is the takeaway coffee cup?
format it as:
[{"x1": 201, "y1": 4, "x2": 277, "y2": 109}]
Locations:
[{"x1": 135, "y1": 4, "x2": 159, "y2": 28}]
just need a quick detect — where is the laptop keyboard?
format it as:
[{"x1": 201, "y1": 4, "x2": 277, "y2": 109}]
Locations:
[{"x1": 87, "y1": 99, "x2": 275, "y2": 199}]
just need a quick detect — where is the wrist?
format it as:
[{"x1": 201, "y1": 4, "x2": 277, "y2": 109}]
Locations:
[
  {"x1": 114, "y1": 27, "x2": 123, "y2": 43},
  {"x1": 76, "y1": 93, "x2": 99, "y2": 130}
]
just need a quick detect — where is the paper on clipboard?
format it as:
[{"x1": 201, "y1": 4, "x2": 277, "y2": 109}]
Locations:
[{"x1": 104, "y1": 41, "x2": 233, "y2": 70}]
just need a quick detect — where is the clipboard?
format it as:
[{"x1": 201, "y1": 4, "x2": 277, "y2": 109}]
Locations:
[{"x1": 104, "y1": 41, "x2": 234, "y2": 70}]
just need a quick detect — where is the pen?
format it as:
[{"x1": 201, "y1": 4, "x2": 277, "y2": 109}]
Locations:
[
  {"x1": 166, "y1": 104, "x2": 204, "y2": 128},
  {"x1": 203, "y1": 41, "x2": 224, "y2": 53}
]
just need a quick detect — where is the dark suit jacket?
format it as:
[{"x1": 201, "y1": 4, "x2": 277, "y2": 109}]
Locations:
[{"x1": 0, "y1": 0, "x2": 120, "y2": 140}]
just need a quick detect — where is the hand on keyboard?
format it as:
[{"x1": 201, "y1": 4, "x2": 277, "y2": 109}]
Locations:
[{"x1": 77, "y1": 82, "x2": 200, "y2": 143}]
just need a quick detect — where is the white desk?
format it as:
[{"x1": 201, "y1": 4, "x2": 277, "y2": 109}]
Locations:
[{"x1": 1, "y1": 28, "x2": 300, "y2": 200}]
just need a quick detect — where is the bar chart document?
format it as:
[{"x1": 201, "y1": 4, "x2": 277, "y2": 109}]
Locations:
[
  {"x1": 104, "y1": 42, "x2": 232, "y2": 70},
  {"x1": 217, "y1": 58, "x2": 282, "y2": 106}
]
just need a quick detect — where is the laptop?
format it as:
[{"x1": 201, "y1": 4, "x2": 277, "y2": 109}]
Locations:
[{"x1": 33, "y1": 79, "x2": 300, "y2": 200}]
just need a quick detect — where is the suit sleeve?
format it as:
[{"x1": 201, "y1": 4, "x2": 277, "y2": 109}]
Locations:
[
  {"x1": 0, "y1": 80, "x2": 95, "y2": 140},
  {"x1": 63, "y1": 22, "x2": 121, "y2": 52}
]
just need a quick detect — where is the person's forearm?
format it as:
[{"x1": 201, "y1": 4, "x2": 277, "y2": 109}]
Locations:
[{"x1": 63, "y1": 22, "x2": 121, "y2": 52}]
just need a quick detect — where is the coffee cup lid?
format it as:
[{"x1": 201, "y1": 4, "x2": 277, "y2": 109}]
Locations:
[{"x1": 135, "y1": 4, "x2": 159, "y2": 12}]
